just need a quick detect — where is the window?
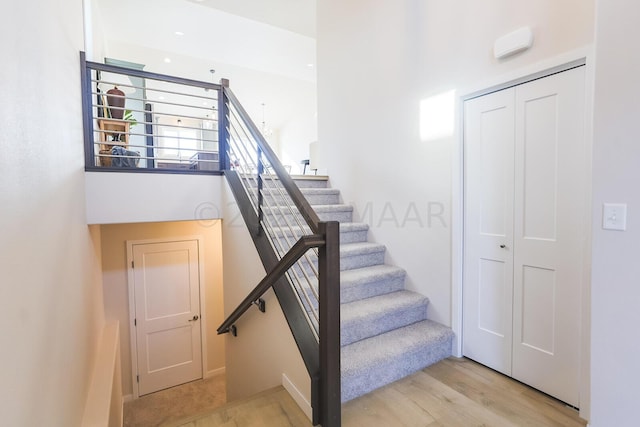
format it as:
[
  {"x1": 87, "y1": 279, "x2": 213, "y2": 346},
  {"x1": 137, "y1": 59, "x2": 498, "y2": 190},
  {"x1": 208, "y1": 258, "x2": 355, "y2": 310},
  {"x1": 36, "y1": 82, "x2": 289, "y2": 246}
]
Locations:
[{"x1": 157, "y1": 127, "x2": 200, "y2": 162}]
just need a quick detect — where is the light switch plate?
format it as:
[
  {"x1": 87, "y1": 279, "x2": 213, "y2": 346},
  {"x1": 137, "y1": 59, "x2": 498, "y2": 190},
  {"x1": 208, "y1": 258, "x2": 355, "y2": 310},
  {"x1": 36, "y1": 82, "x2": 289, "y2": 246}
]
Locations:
[{"x1": 603, "y1": 203, "x2": 627, "y2": 231}]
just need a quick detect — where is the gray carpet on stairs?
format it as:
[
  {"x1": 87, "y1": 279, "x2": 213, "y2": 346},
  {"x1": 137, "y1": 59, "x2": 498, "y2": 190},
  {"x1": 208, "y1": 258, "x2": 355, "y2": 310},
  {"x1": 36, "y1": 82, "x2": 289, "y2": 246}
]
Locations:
[{"x1": 272, "y1": 178, "x2": 454, "y2": 403}]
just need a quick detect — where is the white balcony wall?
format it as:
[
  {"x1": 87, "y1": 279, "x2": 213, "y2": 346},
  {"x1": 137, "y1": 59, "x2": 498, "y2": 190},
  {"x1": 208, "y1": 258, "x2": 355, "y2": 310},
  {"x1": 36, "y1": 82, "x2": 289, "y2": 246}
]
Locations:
[{"x1": 85, "y1": 172, "x2": 224, "y2": 224}]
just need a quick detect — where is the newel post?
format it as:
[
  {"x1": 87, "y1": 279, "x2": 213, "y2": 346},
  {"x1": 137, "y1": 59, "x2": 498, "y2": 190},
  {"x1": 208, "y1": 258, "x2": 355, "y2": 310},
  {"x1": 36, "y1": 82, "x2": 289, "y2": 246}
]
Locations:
[{"x1": 318, "y1": 221, "x2": 341, "y2": 426}]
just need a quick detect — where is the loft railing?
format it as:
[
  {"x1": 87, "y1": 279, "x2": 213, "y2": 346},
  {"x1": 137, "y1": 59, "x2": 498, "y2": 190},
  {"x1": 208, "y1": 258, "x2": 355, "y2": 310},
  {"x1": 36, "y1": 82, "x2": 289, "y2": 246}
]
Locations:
[
  {"x1": 218, "y1": 84, "x2": 341, "y2": 426},
  {"x1": 80, "y1": 52, "x2": 224, "y2": 173}
]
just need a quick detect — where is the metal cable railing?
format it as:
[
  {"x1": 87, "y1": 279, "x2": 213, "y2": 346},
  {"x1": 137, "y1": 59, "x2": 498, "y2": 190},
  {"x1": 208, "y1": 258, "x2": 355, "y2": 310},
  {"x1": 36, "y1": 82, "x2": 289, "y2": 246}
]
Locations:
[
  {"x1": 225, "y1": 102, "x2": 322, "y2": 337},
  {"x1": 81, "y1": 54, "x2": 223, "y2": 172},
  {"x1": 219, "y1": 85, "x2": 341, "y2": 426}
]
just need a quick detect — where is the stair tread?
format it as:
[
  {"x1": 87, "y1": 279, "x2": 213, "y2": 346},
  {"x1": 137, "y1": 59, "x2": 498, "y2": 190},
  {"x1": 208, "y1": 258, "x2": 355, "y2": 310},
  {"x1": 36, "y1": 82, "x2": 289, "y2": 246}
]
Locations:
[
  {"x1": 341, "y1": 319, "x2": 454, "y2": 374},
  {"x1": 341, "y1": 290, "x2": 427, "y2": 323},
  {"x1": 340, "y1": 241, "x2": 385, "y2": 256}
]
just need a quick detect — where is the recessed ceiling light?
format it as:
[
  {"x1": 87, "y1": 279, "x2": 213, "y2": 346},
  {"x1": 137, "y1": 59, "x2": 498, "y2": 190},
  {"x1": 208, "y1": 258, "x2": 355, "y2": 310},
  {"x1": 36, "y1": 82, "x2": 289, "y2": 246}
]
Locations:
[
  {"x1": 307, "y1": 63, "x2": 314, "y2": 68},
  {"x1": 175, "y1": 31, "x2": 185, "y2": 36},
  {"x1": 164, "y1": 57, "x2": 171, "y2": 63},
  {"x1": 203, "y1": 101, "x2": 209, "y2": 105},
  {"x1": 159, "y1": 96, "x2": 165, "y2": 100}
]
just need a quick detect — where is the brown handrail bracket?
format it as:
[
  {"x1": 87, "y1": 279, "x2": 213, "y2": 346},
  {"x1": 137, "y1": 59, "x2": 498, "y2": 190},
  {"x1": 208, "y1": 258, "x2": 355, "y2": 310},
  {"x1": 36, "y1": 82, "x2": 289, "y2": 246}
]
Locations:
[{"x1": 217, "y1": 234, "x2": 325, "y2": 335}]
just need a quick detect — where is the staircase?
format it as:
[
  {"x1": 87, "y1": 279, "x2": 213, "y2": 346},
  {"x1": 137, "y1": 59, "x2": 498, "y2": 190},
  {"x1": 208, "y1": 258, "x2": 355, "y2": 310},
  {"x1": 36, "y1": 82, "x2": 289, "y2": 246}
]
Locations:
[{"x1": 271, "y1": 176, "x2": 454, "y2": 403}]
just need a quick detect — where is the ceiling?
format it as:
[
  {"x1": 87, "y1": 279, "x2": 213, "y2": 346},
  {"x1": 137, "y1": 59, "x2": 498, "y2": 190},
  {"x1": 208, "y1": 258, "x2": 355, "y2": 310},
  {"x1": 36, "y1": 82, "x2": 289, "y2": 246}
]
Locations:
[
  {"x1": 93, "y1": 0, "x2": 318, "y2": 130},
  {"x1": 186, "y1": 0, "x2": 316, "y2": 38}
]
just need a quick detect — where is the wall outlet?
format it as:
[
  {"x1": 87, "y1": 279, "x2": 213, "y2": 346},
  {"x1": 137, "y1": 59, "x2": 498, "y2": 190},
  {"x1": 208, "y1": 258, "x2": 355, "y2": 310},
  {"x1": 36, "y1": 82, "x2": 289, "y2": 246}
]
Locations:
[{"x1": 603, "y1": 203, "x2": 627, "y2": 231}]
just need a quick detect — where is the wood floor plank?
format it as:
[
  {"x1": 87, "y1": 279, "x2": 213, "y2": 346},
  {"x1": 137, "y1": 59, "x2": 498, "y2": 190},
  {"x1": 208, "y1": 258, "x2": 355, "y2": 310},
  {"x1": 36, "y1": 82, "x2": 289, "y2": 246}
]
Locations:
[{"x1": 424, "y1": 358, "x2": 586, "y2": 427}]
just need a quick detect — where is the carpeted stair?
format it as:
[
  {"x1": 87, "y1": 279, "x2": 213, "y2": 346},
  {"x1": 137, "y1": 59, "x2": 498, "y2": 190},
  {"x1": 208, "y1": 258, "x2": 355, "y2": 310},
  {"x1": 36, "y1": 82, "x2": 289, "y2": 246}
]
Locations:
[{"x1": 268, "y1": 176, "x2": 454, "y2": 403}]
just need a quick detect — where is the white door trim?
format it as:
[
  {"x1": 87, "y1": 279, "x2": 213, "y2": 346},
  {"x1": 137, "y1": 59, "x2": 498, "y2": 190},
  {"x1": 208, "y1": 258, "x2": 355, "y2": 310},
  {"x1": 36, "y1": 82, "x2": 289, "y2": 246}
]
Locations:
[
  {"x1": 126, "y1": 235, "x2": 208, "y2": 399},
  {"x1": 451, "y1": 48, "x2": 594, "y2": 418}
]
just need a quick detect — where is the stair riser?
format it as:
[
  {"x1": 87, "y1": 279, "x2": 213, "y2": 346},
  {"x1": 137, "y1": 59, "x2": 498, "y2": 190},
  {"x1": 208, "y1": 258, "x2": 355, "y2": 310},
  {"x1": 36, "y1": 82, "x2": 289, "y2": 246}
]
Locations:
[
  {"x1": 279, "y1": 269, "x2": 407, "y2": 311},
  {"x1": 271, "y1": 228, "x2": 367, "y2": 250},
  {"x1": 341, "y1": 275, "x2": 405, "y2": 304},
  {"x1": 293, "y1": 179, "x2": 328, "y2": 188},
  {"x1": 341, "y1": 304, "x2": 428, "y2": 346},
  {"x1": 264, "y1": 210, "x2": 353, "y2": 226},
  {"x1": 340, "y1": 250, "x2": 385, "y2": 270},
  {"x1": 259, "y1": 193, "x2": 340, "y2": 206},
  {"x1": 318, "y1": 210, "x2": 353, "y2": 223},
  {"x1": 289, "y1": 248, "x2": 385, "y2": 278},
  {"x1": 251, "y1": 189, "x2": 340, "y2": 206},
  {"x1": 338, "y1": 229, "x2": 368, "y2": 244},
  {"x1": 244, "y1": 179, "x2": 328, "y2": 189}
]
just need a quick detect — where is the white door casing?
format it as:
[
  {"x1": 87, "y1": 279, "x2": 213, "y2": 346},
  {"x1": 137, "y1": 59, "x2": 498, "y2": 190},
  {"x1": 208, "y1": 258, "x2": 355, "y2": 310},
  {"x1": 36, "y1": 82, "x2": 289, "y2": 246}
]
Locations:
[
  {"x1": 128, "y1": 238, "x2": 204, "y2": 396},
  {"x1": 463, "y1": 66, "x2": 586, "y2": 407}
]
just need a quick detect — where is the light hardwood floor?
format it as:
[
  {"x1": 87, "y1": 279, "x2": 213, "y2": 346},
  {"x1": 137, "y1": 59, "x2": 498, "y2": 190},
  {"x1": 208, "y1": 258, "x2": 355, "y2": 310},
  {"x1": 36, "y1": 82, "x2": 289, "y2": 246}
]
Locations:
[
  {"x1": 158, "y1": 357, "x2": 588, "y2": 427},
  {"x1": 342, "y1": 357, "x2": 586, "y2": 426}
]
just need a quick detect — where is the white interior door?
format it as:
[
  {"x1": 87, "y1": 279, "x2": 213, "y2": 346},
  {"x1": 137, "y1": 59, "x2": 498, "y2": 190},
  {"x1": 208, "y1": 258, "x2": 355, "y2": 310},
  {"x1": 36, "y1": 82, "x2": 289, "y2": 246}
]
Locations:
[
  {"x1": 462, "y1": 89, "x2": 515, "y2": 376},
  {"x1": 511, "y1": 67, "x2": 586, "y2": 406},
  {"x1": 463, "y1": 66, "x2": 586, "y2": 407},
  {"x1": 131, "y1": 239, "x2": 202, "y2": 396}
]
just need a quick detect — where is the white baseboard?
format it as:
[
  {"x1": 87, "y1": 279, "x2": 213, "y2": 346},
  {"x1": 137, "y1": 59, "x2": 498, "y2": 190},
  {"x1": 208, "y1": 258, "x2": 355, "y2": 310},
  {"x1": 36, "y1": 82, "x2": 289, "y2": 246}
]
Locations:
[
  {"x1": 205, "y1": 367, "x2": 226, "y2": 378},
  {"x1": 282, "y1": 373, "x2": 312, "y2": 421}
]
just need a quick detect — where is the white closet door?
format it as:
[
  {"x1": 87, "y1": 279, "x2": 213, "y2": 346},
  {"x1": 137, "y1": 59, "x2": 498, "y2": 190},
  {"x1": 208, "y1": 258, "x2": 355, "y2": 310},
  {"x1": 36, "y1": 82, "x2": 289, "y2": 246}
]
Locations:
[
  {"x1": 512, "y1": 66, "x2": 586, "y2": 407},
  {"x1": 463, "y1": 88, "x2": 515, "y2": 376},
  {"x1": 463, "y1": 66, "x2": 586, "y2": 407}
]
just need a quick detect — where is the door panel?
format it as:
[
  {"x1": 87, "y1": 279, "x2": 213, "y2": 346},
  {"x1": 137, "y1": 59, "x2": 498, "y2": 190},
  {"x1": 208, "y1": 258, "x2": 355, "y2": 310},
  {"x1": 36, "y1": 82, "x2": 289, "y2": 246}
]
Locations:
[
  {"x1": 520, "y1": 265, "x2": 556, "y2": 355},
  {"x1": 463, "y1": 89, "x2": 515, "y2": 375},
  {"x1": 521, "y1": 94, "x2": 559, "y2": 240},
  {"x1": 512, "y1": 66, "x2": 585, "y2": 407},
  {"x1": 133, "y1": 240, "x2": 202, "y2": 396}
]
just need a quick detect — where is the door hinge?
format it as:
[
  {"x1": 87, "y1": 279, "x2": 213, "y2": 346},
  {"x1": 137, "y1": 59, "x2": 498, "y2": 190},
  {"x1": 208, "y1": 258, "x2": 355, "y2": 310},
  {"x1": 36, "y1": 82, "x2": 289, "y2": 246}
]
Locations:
[
  {"x1": 134, "y1": 318, "x2": 137, "y2": 326},
  {"x1": 137, "y1": 375, "x2": 139, "y2": 383},
  {"x1": 131, "y1": 260, "x2": 134, "y2": 268}
]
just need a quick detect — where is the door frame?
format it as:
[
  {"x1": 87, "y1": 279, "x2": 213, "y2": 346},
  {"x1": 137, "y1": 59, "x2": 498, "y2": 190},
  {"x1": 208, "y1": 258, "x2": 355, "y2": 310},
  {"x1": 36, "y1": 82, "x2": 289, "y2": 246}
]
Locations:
[
  {"x1": 126, "y1": 235, "x2": 208, "y2": 399},
  {"x1": 451, "y1": 47, "x2": 594, "y2": 418}
]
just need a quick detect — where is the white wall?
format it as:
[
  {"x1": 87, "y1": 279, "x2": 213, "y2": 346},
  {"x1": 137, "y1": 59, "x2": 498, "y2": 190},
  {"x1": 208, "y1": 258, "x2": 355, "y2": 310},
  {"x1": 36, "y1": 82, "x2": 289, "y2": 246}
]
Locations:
[
  {"x1": 221, "y1": 180, "x2": 310, "y2": 408},
  {"x1": 316, "y1": 0, "x2": 594, "y2": 327},
  {"x1": 85, "y1": 172, "x2": 224, "y2": 224},
  {"x1": 589, "y1": 1, "x2": 640, "y2": 425},
  {"x1": 0, "y1": 0, "x2": 105, "y2": 425}
]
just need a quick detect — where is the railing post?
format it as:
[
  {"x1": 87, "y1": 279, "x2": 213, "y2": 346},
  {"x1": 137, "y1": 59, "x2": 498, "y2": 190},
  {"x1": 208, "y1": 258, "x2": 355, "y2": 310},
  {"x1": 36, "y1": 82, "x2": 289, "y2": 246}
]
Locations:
[
  {"x1": 144, "y1": 103, "x2": 155, "y2": 169},
  {"x1": 318, "y1": 221, "x2": 341, "y2": 426},
  {"x1": 80, "y1": 52, "x2": 95, "y2": 168},
  {"x1": 218, "y1": 79, "x2": 230, "y2": 170},
  {"x1": 257, "y1": 146, "x2": 264, "y2": 235}
]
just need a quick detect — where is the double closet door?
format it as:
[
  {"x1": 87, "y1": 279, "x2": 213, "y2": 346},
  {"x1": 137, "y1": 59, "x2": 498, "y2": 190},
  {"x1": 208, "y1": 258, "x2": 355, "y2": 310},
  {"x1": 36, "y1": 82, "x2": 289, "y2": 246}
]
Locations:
[{"x1": 463, "y1": 66, "x2": 586, "y2": 407}]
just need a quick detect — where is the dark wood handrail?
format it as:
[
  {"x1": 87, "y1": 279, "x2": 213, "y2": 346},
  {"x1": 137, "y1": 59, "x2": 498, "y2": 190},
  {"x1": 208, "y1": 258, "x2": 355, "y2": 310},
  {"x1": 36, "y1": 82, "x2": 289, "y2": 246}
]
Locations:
[
  {"x1": 84, "y1": 59, "x2": 222, "y2": 91},
  {"x1": 217, "y1": 234, "x2": 325, "y2": 335},
  {"x1": 223, "y1": 88, "x2": 322, "y2": 232}
]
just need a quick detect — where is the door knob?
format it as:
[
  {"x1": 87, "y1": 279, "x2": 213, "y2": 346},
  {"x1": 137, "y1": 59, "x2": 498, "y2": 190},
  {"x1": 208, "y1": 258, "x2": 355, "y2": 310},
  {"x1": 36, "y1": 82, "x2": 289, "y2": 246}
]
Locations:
[
  {"x1": 500, "y1": 244, "x2": 506, "y2": 249},
  {"x1": 189, "y1": 315, "x2": 199, "y2": 322}
]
